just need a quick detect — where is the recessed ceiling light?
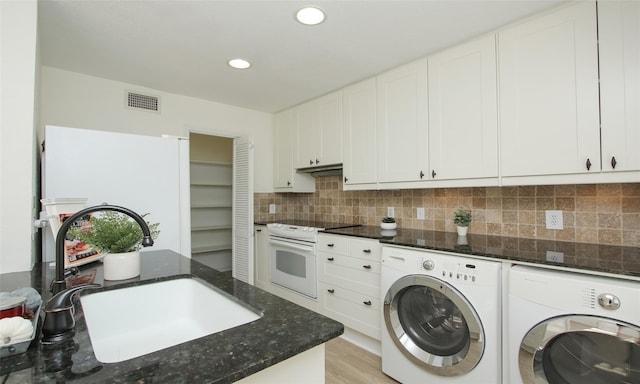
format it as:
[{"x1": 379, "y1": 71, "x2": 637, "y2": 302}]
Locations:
[
  {"x1": 228, "y1": 58, "x2": 251, "y2": 69},
  {"x1": 296, "y1": 6, "x2": 325, "y2": 25}
]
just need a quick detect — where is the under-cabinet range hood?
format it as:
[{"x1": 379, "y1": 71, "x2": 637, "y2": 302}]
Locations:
[{"x1": 296, "y1": 163, "x2": 343, "y2": 177}]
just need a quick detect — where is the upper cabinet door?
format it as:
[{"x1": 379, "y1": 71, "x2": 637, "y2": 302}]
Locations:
[
  {"x1": 499, "y1": 2, "x2": 600, "y2": 177},
  {"x1": 428, "y1": 34, "x2": 498, "y2": 181},
  {"x1": 294, "y1": 100, "x2": 319, "y2": 169},
  {"x1": 598, "y1": 1, "x2": 640, "y2": 173},
  {"x1": 317, "y1": 90, "x2": 343, "y2": 166},
  {"x1": 274, "y1": 109, "x2": 296, "y2": 188},
  {"x1": 377, "y1": 58, "x2": 429, "y2": 183},
  {"x1": 342, "y1": 78, "x2": 377, "y2": 187}
]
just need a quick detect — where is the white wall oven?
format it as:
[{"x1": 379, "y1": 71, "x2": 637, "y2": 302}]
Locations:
[{"x1": 267, "y1": 223, "x2": 319, "y2": 299}]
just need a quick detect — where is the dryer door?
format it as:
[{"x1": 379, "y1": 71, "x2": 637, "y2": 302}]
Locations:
[
  {"x1": 519, "y1": 315, "x2": 640, "y2": 384},
  {"x1": 383, "y1": 274, "x2": 484, "y2": 376}
]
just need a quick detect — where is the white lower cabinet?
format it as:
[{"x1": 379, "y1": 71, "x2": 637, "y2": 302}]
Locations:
[
  {"x1": 254, "y1": 225, "x2": 269, "y2": 291},
  {"x1": 317, "y1": 234, "x2": 382, "y2": 340}
]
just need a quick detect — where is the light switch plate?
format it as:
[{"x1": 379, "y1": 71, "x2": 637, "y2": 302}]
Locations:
[
  {"x1": 269, "y1": 204, "x2": 276, "y2": 214},
  {"x1": 387, "y1": 207, "x2": 395, "y2": 217},
  {"x1": 417, "y1": 208, "x2": 425, "y2": 220}
]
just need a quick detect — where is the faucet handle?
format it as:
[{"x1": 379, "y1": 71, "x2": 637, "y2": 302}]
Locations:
[{"x1": 42, "y1": 283, "x2": 101, "y2": 344}]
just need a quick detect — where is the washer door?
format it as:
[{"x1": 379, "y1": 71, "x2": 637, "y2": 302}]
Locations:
[
  {"x1": 519, "y1": 315, "x2": 640, "y2": 384},
  {"x1": 383, "y1": 274, "x2": 484, "y2": 376}
]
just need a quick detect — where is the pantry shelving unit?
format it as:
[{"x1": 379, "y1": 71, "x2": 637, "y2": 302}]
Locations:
[{"x1": 190, "y1": 160, "x2": 233, "y2": 271}]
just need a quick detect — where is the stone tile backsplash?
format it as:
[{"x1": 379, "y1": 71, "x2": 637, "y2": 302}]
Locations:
[{"x1": 254, "y1": 177, "x2": 640, "y2": 247}]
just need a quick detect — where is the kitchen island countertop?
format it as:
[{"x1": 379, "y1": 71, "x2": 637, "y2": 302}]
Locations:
[{"x1": 0, "y1": 250, "x2": 343, "y2": 383}]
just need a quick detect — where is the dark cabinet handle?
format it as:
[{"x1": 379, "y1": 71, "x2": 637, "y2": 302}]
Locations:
[
  {"x1": 362, "y1": 249, "x2": 371, "y2": 253},
  {"x1": 327, "y1": 289, "x2": 334, "y2": 294},
  {"x1": 344, "y1": 176, "x2": 348, "y2": 183},
  {"x1": 287, "y1": 181, "x2": 291, "y2": 186},
  {"x1": 586, "y1": 158, "x2": 592, "y2": 170},
  {"x1": 363, "y1": 265, "x2": 371, "y2": 269},
  {"x1": 256, "y1": 229, "x2": 262, "y2": 232},
  {"x1": 327, "y1": 257, "x2": 334, "y2": 261},
  {"x1": 327, "y1": 243, "x2": 334, "y2": 247},
  {"x1": 363, "y1": 300, "x2": 372, "y2": 306},
  {"x1": 316, "y1": 159, "x2": 319, "y2": 164},
  {"x1": 611, "y1": 156, "x2": 617, "y2": 169},
  {"x1": 419, "y1": 170, "x2": 425, "y2": 179},
  {"x1": 432, "y1": 170, "x2": 436, "y2": 178}
]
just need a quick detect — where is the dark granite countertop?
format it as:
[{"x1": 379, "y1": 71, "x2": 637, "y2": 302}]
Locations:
[
  {"x1": 320, "y1": 225, "x2": 640, "y2": 279},
  {"x1": 0, "y1": 250, "x2": 343, "y2": 383}
]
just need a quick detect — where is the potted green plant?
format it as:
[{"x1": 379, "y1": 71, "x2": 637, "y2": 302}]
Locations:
[
  {"x1": 454, "y1": 208, "x2": 472, "y2": 236},
  {"x1": 69, "y1": 211, "x2": 159, "y2": 280}
]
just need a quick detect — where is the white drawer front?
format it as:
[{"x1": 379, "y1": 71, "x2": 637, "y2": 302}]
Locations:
[
  {"x1": 319, "y1": 282, "x2": 381, "y2": 340},
  {"x1": 349, "y1": 238, "x2": 381, "y2": 261},
  {"x1": 318, "y1": 254, "x2": 380, "y2": 297},
  {"x1": 317, "y1": 234, "x2": 350, "y2": 256}
]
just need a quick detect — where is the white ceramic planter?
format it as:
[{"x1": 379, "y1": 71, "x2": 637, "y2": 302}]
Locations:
[
  {"x1": 102, "y1": 251, "x2": 140, "y2": 280},
  {"x1": 380, "y1": 222, "x2": 397, "y2": 230},
  {"x1": 456, "y1": 226, "x2": 469, "y2": 236}
]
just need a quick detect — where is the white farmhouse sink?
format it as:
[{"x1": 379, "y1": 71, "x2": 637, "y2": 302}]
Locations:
[{"x1": 80, "y1": 277, "x2": 261, "y2": 363}]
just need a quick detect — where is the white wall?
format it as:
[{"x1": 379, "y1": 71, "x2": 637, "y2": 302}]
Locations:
[
  {"x1": 39, "y1": 66, "x2": 274, "y2": 193},
  {"x1": 0, "y1": 0, "x2": 39, "y2": 273}
]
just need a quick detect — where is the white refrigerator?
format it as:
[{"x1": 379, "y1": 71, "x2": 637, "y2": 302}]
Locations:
[{"x1": 41, "y1": 125, "x2": 191, "y2": 263}]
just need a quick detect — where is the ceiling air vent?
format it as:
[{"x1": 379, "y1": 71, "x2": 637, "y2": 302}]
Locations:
[{"x1": 126, "y1": 91, "x2": 160, "y2": 113}]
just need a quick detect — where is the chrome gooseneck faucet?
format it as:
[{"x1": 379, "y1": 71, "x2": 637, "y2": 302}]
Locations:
[{"x1": 51, "y1": 204, "x2": 154, "y2": 294}]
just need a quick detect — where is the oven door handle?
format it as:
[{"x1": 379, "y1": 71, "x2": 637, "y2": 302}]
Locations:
[{"x1": 269, "y1": 238, "x2": 314, "y2": 252}]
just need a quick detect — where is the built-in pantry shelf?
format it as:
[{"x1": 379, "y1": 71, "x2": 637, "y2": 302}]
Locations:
[{"x1": 190, "y1": 159, "x2": 233, "y2": 271}]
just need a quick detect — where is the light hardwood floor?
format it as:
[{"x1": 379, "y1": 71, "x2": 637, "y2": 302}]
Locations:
[{"x1": 325, "y1": 337, "x2": 399, "y2": 384}]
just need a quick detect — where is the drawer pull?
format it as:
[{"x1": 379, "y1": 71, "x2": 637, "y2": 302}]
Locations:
[
  {"x1": 363, "y1": 300, "x2": 372, "y2": 306},
  {"x1": 327, "y1": 243, "x2": 334, "y2": 247},
  {"x1": 327, "y1": 289, "x2": 335, "y2": 294},
  {"x1": 363, "y1": 264, "x2": 371, "y2": 269},
  {"x1": 327, "y1": 257, "x2": 334, "y2": 261},
  {"x1": 362, "y1": 249, "x2": 371, "y2": 253}
]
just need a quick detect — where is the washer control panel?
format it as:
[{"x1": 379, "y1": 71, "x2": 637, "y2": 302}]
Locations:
[{"x1": 420, "y1": 258, "x2": 478, "y2": 283}]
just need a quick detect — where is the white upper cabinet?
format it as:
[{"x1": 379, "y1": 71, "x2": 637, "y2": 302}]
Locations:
[
  {"x1": 499, "y1": 2, "x2": 600, "y2": 178},
  {"x1": 273, "y1": 109, "x2": 315, "y2": 192},
  {"x1": 294, "y1": 99, "x2": 318, "y2": 168},
  {"x1": 377, "y1": 58, "x2": 429, "y2": 184},
  {"x1": 428, "y1": 34, "x2": 498, "y2": 183},
  {"x1": 294, "y1": 90, "x2": 343, "y2": 169},
  {"x1": 317, "y1": 91, "x2": 344, "y2": 166},
  {"x1": 342, "y1": 78, "x2": 377, "y2": 189},
  {"x1": 598, "y1": 1, "x2": 640, "y2": 174}
]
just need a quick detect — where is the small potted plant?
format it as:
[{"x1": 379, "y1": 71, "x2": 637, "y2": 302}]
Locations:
[
  {"x1": 69, "y1": 211, "x2": 159, "y2": 280},
  {"x1": 454, "y1": 208, "x2": 472, "y2": 236},
  {"x1": 380, "y1": 216, "x2": 397, "y2": 230}
]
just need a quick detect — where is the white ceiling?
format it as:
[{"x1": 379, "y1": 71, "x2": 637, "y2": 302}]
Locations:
[{"x1": 38, "y1": 0, "x2": 567, "y2": 113}]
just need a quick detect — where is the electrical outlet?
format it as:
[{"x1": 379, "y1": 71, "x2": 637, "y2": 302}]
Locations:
[
  {"x1": 269, "y1": 204, "x2": 276, "y2": 214},
  {"x1": 387, "y1": 207, "x2": 395, "y2": 217},
  {"x1": 417, "y1": 207, "x2": 425, "y2": 220},
  {"x1": 546, "y1": 250, "x2": 564, "y2": 263},
  {"x1": 545, "y1": 210, "x2": 563, "y2": 230}
]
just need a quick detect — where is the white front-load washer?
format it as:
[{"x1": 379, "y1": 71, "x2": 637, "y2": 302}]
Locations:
[
  {"x1": 507, "y1": 265, "x2": 640, "y2": 384},
  {"x1": 381, "y1": 246, "x2": 502, "y2": 384}
]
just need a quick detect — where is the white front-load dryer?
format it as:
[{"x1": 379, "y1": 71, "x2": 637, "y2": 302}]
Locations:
[
  {"x1": 381, "y1": 246, "x2": 502, "y2": 384},
  {"x1": 507, "y1": 265, "x2": 640, "y2": 384}
]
